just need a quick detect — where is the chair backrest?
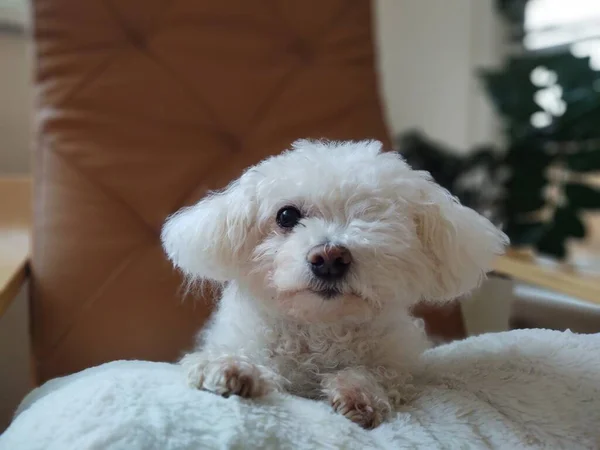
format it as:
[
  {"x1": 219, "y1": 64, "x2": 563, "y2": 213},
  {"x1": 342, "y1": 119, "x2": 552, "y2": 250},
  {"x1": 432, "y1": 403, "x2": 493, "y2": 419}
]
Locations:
[{"x1": 31, "y1": 0, "x2": 392, "y2": 382}]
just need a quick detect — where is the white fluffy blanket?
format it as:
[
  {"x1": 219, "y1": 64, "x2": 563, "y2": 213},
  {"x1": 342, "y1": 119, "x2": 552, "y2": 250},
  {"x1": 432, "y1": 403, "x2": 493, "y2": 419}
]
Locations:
[{"x1": 2, "y1": 330, "x2": 599, "y2": 450}]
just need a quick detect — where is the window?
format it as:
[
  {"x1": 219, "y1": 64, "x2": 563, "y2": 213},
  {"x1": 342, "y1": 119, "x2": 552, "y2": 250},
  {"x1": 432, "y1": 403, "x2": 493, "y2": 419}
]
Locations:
[
  {"x1": 524, "y1": 0, "x2": 600, "y2": 68},
  {"x1": 523, "y1": 0, "x2": 600, "y2": 127}
]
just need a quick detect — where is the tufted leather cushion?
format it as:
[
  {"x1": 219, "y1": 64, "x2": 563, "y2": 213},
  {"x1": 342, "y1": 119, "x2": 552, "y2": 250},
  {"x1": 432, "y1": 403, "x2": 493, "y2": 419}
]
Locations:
[{"x1": 31, "y1": 0, "x2": 394, "y2": 382}]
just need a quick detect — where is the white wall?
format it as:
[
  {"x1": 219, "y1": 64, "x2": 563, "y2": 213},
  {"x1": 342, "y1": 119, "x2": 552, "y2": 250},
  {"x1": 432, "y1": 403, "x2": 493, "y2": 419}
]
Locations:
[{"x1": 376, "y1": 0, "x2": 506, "y2": 151}]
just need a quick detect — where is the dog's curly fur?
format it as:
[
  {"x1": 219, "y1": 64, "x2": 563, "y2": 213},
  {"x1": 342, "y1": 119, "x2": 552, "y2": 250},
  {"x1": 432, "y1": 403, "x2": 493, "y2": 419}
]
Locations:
[{"x1": 162, "y1": 139, "x2": 508, "y2": 428}]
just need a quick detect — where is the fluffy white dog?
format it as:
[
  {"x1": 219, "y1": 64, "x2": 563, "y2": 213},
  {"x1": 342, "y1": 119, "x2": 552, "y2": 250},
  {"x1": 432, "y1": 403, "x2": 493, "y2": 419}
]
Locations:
[{"x1": 161, "y1": 139, "x2": 508, "y2": 428}]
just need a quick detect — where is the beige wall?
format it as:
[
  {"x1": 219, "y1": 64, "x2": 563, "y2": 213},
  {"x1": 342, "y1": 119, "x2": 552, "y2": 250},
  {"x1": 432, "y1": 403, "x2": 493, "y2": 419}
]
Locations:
[
  {"x1": 0, "y1": 33, "x2": 32, "y2": 174},
  {"x1": 377, "y1": 0, "x2": 505, "y2": 151}
]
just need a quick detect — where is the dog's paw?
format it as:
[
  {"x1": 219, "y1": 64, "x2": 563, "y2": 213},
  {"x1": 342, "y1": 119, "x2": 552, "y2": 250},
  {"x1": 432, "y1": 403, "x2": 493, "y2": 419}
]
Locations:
[
  {"x1": 180, "y1": 353, "x2": 276, "y2": 398},
  {"x1": 329, "y1": 387, "x2": 386, "y2": 429},
  {"x1": 323, "y1": 370, "x2": 391, "y2": 429}
]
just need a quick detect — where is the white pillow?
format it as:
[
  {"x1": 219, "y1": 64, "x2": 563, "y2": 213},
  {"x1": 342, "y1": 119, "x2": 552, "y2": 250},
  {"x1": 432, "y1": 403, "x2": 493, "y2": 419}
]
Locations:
[{"x1": 2, "y1": 330, "x2": 599, "y2": 450}]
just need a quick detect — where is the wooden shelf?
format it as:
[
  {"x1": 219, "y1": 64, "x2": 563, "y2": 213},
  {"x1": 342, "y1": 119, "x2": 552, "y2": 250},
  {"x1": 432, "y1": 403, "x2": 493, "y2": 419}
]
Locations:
[
  {"x1": 0, "y1": 177, "x2": 31, "y2": 317},
  {"x1": 494, "y1": 250, "x2": 600, "y2": 306}
]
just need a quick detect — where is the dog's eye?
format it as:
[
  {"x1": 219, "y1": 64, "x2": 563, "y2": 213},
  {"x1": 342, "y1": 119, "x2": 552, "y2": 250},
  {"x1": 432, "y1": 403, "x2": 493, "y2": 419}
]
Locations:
[{"x1": 276, "y1": 206, "x2": 302, "y2": 229}]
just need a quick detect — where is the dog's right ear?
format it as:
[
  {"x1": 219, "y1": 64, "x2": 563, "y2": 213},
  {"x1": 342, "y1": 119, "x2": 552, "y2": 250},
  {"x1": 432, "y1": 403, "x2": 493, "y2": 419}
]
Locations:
[
  {"x1": 161, "y1": 177, "x2": 258, "y2": 282},
  {"x1": 409, "y1": 174, "x2": 508, "y2": 303}
]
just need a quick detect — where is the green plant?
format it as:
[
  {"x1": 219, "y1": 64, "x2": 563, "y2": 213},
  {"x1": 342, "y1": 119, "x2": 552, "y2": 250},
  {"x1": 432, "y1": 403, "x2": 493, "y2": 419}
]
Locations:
[
  {"x1": 495, "y1": 0, "x2": 527, "y2": 38},
  {"x1": 480, "y1": 52, "x2": 600, "y2": 259}
]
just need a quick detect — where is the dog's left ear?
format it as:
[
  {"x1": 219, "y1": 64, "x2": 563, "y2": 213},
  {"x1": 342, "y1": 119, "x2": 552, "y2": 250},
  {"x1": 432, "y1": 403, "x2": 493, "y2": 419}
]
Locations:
[
  {"x1": 161, "y1": 174, "x2": 259, "y2": 282},
  {"x1": 411, "y1": 174, "x2": 509, "y2": 303}
]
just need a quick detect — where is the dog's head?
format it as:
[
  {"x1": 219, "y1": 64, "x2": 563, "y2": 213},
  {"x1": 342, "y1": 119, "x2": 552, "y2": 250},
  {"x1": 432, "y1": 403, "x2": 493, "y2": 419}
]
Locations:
[{"x1": 162, "y1": 140, "x2": 508, "y2": 323}]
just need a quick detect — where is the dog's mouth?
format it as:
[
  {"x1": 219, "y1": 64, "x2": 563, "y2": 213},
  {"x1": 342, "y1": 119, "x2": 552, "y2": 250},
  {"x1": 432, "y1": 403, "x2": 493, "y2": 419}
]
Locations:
[
  {"x1": 310, "y1": 287, "x2": 342, "y2": 299},
  {"x1": 279, "y1": 284, "x2": 352, "y2": 301}
]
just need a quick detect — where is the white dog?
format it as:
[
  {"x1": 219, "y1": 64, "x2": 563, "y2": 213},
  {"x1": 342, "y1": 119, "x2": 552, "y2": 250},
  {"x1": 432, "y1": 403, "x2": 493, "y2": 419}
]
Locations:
[{"x1": 161, "y1": 139, "x2": 508, "y2": 428}]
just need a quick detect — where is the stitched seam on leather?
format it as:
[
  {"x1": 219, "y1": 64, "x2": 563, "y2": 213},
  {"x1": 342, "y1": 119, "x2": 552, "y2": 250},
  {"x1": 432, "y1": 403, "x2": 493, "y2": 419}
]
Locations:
[
  {"x1": 241, "y1": 1, "x2": 359, "y2": 135},
  {"x1": 57, "y1": 48, "x2": 128, "y2": 107},
  {"x1": 321, "y1": 1, "x2": 361, "y2": 39},
  {"x1": 42, "y1": 0, "x2": 365, "y2": 253},
  {"x1": 103, "y1": 0, "x2": 229, "y2": 131},
  {"x1": 42, "y1": 244, "x2": 154, "y2": 361},
  {"x1": 137, "y1": 47, "x2": 226, "y2": 131},
  {"x1": 103, "y1": 0, "x2": 174, "y2": 45},
  {"x1": 56, "y1": 0, "x2": 168, "y2": 107},
  {"x1": 49, "y1": 150, "x2": 158, "y2": 239},
  {"x1": 267, "y1": 0, "x2": 358, "y2": 40},
  {"x1": 280, "y1": 97, "x2": 381, "y2": 137},
  {"x1": 44, "y1": 0, "x2": 230, "y2": 230},
  {"x1": 243, "y1": 66, "x2": 301, "y2": 135},
  {"x1": 36, "y1": 0, "x2": 371, "y2": 369},
  {"x1": 102, "y1": 0, "x2": 228, "y2": 129}
]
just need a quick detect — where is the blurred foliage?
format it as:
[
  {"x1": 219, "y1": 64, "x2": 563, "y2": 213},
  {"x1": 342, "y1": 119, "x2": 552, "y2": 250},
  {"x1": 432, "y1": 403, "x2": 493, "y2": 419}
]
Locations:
[
  {"x1": 494, "y1": 0, "x2": 528, "y2": 41},
  {"x1": 495, "y1": 0, "x2": 527, "y2": 24},
  {"x1": 398, "y1": 48, "x2": 600, "y2": 260},
  {"x1": 480, "y1": 53, "x2": 600, "y2": 142},
  {"x1": 397, "y1": 131, "x2": 506, "y2": 229},
  {"x1": 480, "y1": 50, "x2": 600, "y2": 259}
]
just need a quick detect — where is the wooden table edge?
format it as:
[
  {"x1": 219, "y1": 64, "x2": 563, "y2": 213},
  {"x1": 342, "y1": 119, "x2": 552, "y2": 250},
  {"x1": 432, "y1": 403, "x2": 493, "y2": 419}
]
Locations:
[
  {"x1": 494, "y1": 254, "x2": 600, "y2": 306},
  {"x1": 0, "y1": 258, "x2": 29, "y2": 317},
  {"x1": 0, "y1": 176, "x2": 32, "y2": 318}
]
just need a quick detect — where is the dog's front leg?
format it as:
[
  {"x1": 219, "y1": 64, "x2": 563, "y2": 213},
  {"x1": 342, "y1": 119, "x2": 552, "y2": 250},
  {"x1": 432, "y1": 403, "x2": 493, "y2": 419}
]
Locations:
[
  {"x1": 180, "y1": 351, "x2": 282, "y2": 398},
  {"x1": 321, "y1": 368, "x2": 392, "y2": 429}
]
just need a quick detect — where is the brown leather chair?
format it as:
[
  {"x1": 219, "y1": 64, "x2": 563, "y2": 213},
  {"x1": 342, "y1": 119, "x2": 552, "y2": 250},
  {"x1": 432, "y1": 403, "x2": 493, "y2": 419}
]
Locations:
[{"x1": 31, "y1": 0, "x2": 464, "y2": 383}]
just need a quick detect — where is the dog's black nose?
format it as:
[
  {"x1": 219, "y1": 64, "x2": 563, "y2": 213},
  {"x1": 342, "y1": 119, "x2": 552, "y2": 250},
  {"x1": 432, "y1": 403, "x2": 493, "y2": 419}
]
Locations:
[{"x1": 307, "y1": 244, "x2": 352, "y2": 280}]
